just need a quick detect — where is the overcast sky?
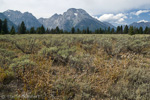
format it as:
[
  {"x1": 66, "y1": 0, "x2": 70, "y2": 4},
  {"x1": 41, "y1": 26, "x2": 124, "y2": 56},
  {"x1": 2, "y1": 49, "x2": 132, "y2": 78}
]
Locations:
[{"x1": 1, "y1": 0, "x2": 150, "y2": 19}]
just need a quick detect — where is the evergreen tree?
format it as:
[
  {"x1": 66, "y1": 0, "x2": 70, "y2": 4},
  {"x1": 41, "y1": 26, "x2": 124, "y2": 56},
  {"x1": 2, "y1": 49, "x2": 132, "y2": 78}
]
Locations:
[
  {"x1": 116, "y1": 26, "x2": 121, "y2": 33},
  {"x1": 26, "y1": 30, "x2": 29, "y2": 33},
  {"x1": 111, "y1": 28, "x2": 115, "y2": 33},
  {"x1": 0, "y1": 19, "x2": 2, "y2": 33},
  {"x1": 19, "y1": 21, "x2": 26, "y2": 34},
  {"x1": 10, "y1": 26, "x2": 15, "y2": 35},
  {"x1": 139, "y1": 27, "x2": 143, "y2": 34},
  {"x1": 86, "y1": 27, "x2": 90, "y2": 34},
  {"x1": 129, "y1": 26, "x2": 134, "y2": 35},
  {"x1": 95, "y1": 29, "x2": 99, "y2": 34},
  {"x1": 36, "y1": 27, "x2": 41, "y2": 34},
  {"x1": 41, "y1": 25, "x2": 45, "y2": 34},
  {"x1": 107, "y1": 27, "x2": 111, "y2": 33},
  {"x1": 3, "y1": 19, "x2": 8, "y2": 34},
  {"x1": 46, "y1": 28, "x2": 50, "y2": 33},
  {"x1": 120, "y1": 25, "x2": 123, "y2": 33},
  {"x1": 30, "y1": 27, "x2": 35, "y2": 34},
  {"x1": 144, "y1": 27, "x2": 149, "y2": 34},
  {"x1": 50, "y1": 29, "x2": 55, "y2": 34},
  {"x1": 77, "y1": 28, "x2": 80, "y2": 34},
  {"x1": 133, "y1": 27, "x2": 139, "y2": 34},
  {"x1": 124, "y1": 25, "x2": 128, "y2": 34},
  {"x1": 71, "y1": 27, "x2": 75, "y2": 33},
  {"x1": 82, "y1": 29, "x2": 86, "y2": 34},
  {"x1": 99, "y1": 28, "x2": 103, "y2": 34},
  {"x1": 60, "y1": 29, "x2": 64, "y2": 34},
  {"x1": 56, "y1": 26, "x2": 60, "y2": 34}
]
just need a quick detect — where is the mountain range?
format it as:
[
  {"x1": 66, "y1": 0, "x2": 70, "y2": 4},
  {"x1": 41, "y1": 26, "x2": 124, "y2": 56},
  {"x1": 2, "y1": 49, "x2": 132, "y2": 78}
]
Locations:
[
  {"x1": 39, "y1": 8, "x2": 115, "y2": 31},
  {"x1": 0, "y1": 8, "x2": 115, "y2": 31},
  {"x1": 0, "y1": 8, "x2": 150, "y2": 31}
]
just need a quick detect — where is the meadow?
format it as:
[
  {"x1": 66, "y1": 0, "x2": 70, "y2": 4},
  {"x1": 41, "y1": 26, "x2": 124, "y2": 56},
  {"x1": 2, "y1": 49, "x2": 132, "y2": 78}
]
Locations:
[{"x1": 0, "y1": 34, "x2": 150, "y2": 100}]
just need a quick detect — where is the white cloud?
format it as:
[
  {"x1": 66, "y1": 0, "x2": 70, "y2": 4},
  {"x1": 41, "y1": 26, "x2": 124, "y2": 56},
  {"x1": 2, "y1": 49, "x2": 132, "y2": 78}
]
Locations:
[
  {"x1": 134, "y1": 10, "x2": 150, "y2": 16},
  {"x1": 1, "y1": 0, "x2": 150, "y2": 18},
  {"x1": 96, "y1": 13, "x2": 127, "y2": 25},
  {"x1": 137, "y1": 20, "x2": 148, "y2": 23}
]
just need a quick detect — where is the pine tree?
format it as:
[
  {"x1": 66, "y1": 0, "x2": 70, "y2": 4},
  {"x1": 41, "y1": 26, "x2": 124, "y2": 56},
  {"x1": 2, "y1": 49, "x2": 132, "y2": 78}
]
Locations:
[
  {"x1": 19, "y1": 21, "x2": 26, "y2": 34},
  {"x1": 133, "y1": 27, "x2": 139, "y2": 34},
  {"x1": 129, "y1": 26, "x2": 134, "y2": 35},
  {"x1": 3, "y1": 19, "x2": 8, "y2": 34},
  {"x1": 117, "y1": 26, "x2": 121, "y2": 33},
  {"x1": 99, "y1": 28, "x2": 103, "y2": 34},
  {"x1": 10, "y1": 26, "x2": 15, "y2": 35},
  {"x1": 60, "y1": 29, "x2": 63, "y2": 34},
  {"x1": 111, "y1": 28, "x2": 115, "y2": 33},
  {"x1": 46, "y1": 28, "x2": 50, "y2": 33},
  {"x1": 56, "y1": 26, "x2": 60, "y2": 34},
  {"x1": 144, "y1": 27, "x2": 149, "y2": 34},
  {"x1": 124, "y1": 25, "x2": 128, "y2": 34},
  {"x1": 50, "y1": 29, "x2": 55, "y2": 34},
  {"x1": 107, "y1": 27, "x2": 111, "y2": 33},
  {"x1": 139, "y1": 27, "x2": 143, "y2": 34},
  {"x1": 82, "y1": 29, "x2": 86, "y2": 34},
  {"x1": 26, "y1": 30, "x2": 29, "y2": 33},
  {"x1": 0, "y1": 19, "x2": 2, "y2": 34},
  {"x1": 87, "y1": 27, "x2": 90, "y2": 34},
  {"x1": 41, "y1": 25, "x2": 45, "y2": 34},
  {"x1": 30, "y1": 27, "x2": 35, "y2": 34},
  {"x1": 71, "y1": 27, "x2": 75, "y2": 33},
  {"x1": 120, "y1": 25, "x2": 123, "y2": 33},
  {"x1": 77, "y1": 28, "x2": 80, "y2": 34},
  {"x1": 36, "y1": 27, "x2": 41, "y2": 34}
]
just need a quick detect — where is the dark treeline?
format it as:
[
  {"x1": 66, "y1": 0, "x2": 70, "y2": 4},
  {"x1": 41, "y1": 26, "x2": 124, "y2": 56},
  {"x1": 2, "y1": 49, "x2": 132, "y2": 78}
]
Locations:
[{"x1": 1, "y1": 19, "x2": 150, "y2": 35}]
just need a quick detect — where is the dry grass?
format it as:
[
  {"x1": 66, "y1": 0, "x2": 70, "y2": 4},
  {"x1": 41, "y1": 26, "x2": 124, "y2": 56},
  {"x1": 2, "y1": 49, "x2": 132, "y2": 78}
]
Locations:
[{"x1": 0, "y1": 34, "x2": 150, "y2": 100}]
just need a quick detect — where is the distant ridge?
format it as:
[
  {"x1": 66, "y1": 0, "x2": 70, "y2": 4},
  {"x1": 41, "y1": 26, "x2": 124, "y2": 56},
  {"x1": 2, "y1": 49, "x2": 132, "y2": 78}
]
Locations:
[
  {"x1": 130, "y1": 21, "x2": 150, "y2": 29},
  {"x1": 0, "y1": 13, "x2": 17, "y2": 30},
  {"x1": 3, "y1": 10, "x2": 42, "y2": 29}
]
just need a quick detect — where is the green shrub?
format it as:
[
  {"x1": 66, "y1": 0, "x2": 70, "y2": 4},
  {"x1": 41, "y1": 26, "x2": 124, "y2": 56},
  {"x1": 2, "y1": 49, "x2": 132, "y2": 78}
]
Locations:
[
  {"x1": 109, "y1": 67, "x2": 150, "y2": 100},
  {"x1": 9, "y1": 55, "x2": 36, "y2": 73},
  {"x1": 0, "y1": 48, "x2": 17, "y2": 68},
  {"x1": 14, "y1": 38, "x2": 41, "y2": 54}
]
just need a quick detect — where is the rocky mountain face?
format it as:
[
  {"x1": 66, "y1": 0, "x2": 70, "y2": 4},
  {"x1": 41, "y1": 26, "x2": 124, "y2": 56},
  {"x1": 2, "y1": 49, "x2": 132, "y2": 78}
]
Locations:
[
  {"x1": 0, "y1": 13, "x2": 17, "y2": 30},
  {"x1": 3, "y1": 10, "x2": 42, "y2": 29},
  {"x1": 130, "y1": 22, "x2": 150, "y2": 29},
  {"x1": 38, "y1": 8, "x2": 115, "y2": 31}
]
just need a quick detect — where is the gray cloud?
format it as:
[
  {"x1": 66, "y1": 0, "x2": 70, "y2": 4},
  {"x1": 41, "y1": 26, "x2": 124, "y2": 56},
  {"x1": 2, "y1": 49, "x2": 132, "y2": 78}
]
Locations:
[{"x1": 0, "y1": 0, "x2": 150, "y2": 18}]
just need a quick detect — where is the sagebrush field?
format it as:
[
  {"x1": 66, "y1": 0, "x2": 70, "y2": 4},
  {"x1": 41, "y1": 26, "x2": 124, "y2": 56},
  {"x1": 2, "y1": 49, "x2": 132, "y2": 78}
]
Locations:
[{"x1": 0, "y1": 34, "x2": 150, "y2": 100}]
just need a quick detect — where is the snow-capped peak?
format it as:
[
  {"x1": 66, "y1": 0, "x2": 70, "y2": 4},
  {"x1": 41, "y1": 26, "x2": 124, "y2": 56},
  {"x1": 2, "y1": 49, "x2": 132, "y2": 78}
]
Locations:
[{"x1": 74, "y1": 13, "x2": 78, "y2": 16}]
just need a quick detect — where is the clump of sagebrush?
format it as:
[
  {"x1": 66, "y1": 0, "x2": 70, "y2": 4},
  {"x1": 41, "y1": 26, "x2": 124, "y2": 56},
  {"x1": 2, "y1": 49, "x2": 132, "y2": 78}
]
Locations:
[
  {"x1": 109, "y1": 66, "x2": 150, "y2": 100},
  {"x1": 39, "y1": 43, "x2": 95, "y2": 72},
  {"x1": 0, "y1": 48, "x2": 17, "y2": 68},
  {"x1": 14, "y1": 38, "x2": 42, "y2": 54},
  {"x1": 9, "y1": 55, "x2": 36, "y2": 74},
  {"x1": 50, "y1": 65, "x2": 94, "y2": 100},
  {"x1": 11, "y1": 55, "x2": 53, "y2": 99}
]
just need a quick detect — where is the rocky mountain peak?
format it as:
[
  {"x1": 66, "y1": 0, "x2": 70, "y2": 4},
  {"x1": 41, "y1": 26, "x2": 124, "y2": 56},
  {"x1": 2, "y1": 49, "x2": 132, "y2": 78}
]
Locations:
[{"x1": 38, "y1": 8, "x2": 115, "y2": 31}]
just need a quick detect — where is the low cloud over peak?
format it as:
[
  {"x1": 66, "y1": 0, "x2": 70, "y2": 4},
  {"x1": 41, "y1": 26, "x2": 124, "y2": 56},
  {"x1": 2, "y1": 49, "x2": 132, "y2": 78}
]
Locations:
[
  {"x1": 133, "y1": 10, "x2": 150, "y2": 16},
  {"x1": 95, "y1": 13, "x2": 127, "y2": 25},
  {"x1": 137, "y1": 20, "x2": 148, "y2": 23}
]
